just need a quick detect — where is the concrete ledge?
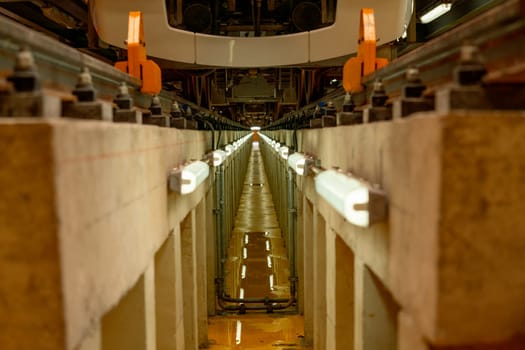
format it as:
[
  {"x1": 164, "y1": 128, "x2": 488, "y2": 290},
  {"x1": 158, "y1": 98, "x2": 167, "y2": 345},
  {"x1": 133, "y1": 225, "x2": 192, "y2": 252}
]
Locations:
[
  {"x1": 0, "y1": 119, "x2": 224, "y2": 349},
  {"x1": 267, "y1": 110, "x2": 525, "y2": 347},
  {"x1": 391, "y1": 111, "x2": 525, "y2": 345},
  {"x1": 0, "y1": 122, "x2": 65, "y2": 349}
]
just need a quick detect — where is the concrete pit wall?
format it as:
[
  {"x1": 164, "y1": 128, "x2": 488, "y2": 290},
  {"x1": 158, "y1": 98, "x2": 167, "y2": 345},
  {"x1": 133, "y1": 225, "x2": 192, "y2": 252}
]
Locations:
[
  {"x1": 263, "y1": 110, "x2": 525, "y2": 349},
  {"x1": 0, "y1": 118, "x2": 249, "y2": 350}
]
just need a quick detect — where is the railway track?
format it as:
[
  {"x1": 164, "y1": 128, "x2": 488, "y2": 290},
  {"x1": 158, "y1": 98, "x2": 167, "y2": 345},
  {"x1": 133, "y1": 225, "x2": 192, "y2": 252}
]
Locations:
[
  {"x1": 0, "y1": 13, "x2": 245, "y2": 130},
  {"x1": 267, "y1": 0, "x2": 525, "y2": 130},
  {"x1": 1, "y1": 0, "x2": 524, "y2": 130}
]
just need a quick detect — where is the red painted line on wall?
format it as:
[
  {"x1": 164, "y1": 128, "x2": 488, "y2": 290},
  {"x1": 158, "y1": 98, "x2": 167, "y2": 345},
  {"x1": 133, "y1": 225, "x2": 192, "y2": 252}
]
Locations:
[{"x1": 57, "y1": 138, "x2": 205, "y2": 165}]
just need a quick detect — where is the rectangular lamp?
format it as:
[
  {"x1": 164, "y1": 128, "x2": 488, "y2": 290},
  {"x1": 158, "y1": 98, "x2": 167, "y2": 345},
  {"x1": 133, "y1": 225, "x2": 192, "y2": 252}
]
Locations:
[{"x1": 315, "y1": 169, "x2": 387, "y2": 227}]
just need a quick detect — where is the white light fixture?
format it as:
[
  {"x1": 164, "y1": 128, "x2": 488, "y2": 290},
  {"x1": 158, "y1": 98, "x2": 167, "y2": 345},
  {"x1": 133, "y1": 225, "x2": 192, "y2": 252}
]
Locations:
[
  {"x1": 269, "y1": 274, "x2": 274, "y2": 290},
  {"x1": 213, "y1": 150, "x2": 227, "y2": 167},
  {"x1": 225, "y1": 144, "x2": 234, "y2": 155},
  {"x1": 251, "y1": 126, "x2": 261, "y2": 131},
  {"x1": 314, "y1": 169, "x2": 388, "y2": 227},
  {"x1": 279, "y1": 146, "x2": 289, "y2": 160},
  {"x1": 241, "y1": 265, "x2": 247, "y2": 279},
  {"x1": 265, "y1": 240, "x2": 270, "y2": 251},
  {"x1": 267, "y1": 255, "x2": 272, "y2": 269},
  {"x1": 420, "y1": 3, "x2": 451, "y2": 23},
  {"x1": 244, "y1": 234, "x2": 249, "y2": 245},
  {"x1": 287, "y1": 152, "x2": 313, "y2": 176},
  {"x1": 274, "y1": 142, "x2": 281, "y2": 152},
  {"x1": 243, "y1": 247, "x2": 247, "y2": 260},
  {"x1": 239, "y1": 288, "x2": 245, "y2": 299},
  {"x1": 168, "y1": 160, "x2": 209, "y2": 195}
]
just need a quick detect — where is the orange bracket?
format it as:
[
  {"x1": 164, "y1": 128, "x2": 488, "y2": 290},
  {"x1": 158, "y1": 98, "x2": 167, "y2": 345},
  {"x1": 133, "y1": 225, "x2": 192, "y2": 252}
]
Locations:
[
  {"x1": 115, "y1": 11, "x2": 162, "y2": 95},
  {"x1": 343, "y1": 8, "x2": 389, "y2": 93}
]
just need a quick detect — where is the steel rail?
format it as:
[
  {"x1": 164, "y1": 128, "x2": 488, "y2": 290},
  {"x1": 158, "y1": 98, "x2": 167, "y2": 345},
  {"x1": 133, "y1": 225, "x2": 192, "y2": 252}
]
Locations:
[
  {"x1": 0, "y1": 13, "x2": 141, "y2": 97},
  {"x1": 0, "y1": 14, "x2": 248, "y2": 129},
  {"x1": 369, "y1": 0, "x2": 525, "y2": 97},
  {"x1": 266, "y1": 0, "x2": 525, "y2": 129}
]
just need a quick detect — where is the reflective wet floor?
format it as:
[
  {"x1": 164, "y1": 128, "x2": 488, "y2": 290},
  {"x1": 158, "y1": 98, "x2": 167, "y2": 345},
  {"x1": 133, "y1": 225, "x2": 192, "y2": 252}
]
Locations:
[
  {"x1": 208, "y1": 314, "x2": 307, "y2": 349},
  {"x1": 208, "y1": 142, "x2": 310, "y2": 349}
]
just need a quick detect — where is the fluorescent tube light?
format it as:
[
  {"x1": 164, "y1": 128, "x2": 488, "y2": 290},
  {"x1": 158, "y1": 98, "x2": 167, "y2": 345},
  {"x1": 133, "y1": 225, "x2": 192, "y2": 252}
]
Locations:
[
  {"x1": 213, "y1": 150, "x2": 227, "y2": 167},
  {"x1": 168, "y1": 160, "x2": 210, "y2": 195},
  {"x1": 250, "y1": 126, "x2": 261, "y2": 131},
  {"x1": 279, "y1": 146, "x2": 289, "y2": 160},
  {"x1": 420, "y1": 3, "x2": 451, "y2": 23},
  {"x1": 315, "y1": 169, "x2": 361, "y2": 214},
  {"x1": 314, "y1": 169, "x2": 387, "y2": 227},
  {"x1": 344, "y1": 186, "x2": 388, "y2": 228},
  {"x1": 287, "y1": 152, "x2": 313, "y2": 176}
]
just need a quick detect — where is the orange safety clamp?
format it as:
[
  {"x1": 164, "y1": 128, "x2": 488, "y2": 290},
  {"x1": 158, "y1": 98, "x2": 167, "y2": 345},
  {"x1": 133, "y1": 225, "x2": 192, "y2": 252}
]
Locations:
[
  {"x1": 115, "y1": 11, "x2": 162, "y2": 95},
  {"x1": 343, "y1": 8, "x2": 389, "y2": 93}
]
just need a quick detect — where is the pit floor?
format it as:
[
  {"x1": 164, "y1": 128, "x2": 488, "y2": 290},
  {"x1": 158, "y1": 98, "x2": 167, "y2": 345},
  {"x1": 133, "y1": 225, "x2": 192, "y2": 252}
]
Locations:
[{"x1": 208, "y1": 142, "x2": 310, "y2": 349}]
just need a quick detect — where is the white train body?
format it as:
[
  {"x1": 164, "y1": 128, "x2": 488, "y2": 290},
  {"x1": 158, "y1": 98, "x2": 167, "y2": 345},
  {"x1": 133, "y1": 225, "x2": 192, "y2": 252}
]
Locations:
[{"x1": 91, "y1": 0, "x2": 412, "y2": 67}]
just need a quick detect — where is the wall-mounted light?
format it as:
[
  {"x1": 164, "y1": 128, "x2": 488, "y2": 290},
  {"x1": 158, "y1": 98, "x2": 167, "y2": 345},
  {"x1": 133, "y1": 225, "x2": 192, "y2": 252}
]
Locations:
[
  {"x1": 274, "y1": 142, "x2": 281, "y2": 152},
  {"x1": 213, "y1": 150, "x2": 227, "y2": 166},
  {"x1": 420, "y1": 2, "x2": 452, "y2": 23},
  {"x1": 168, "y1": 160, "x2": 210, "y2": 195},
  {"x1": 287, "y1": 152, "x2": 314, "y2": 176},
  {"x1": 279, "y1": 146, "x2": 289, "y2": 160},
  {"x1": 225, "y1": 144, "x2": 234, "y2": 155},
  {"x1": 314, "y1": 169, "x2": 387, "y2": 227}
]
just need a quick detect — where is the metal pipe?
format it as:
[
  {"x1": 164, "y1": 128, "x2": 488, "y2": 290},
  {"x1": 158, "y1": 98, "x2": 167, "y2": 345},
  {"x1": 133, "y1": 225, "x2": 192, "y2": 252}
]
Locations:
[
  {"x1": 216, "y1": 123, "x2": 223, "y2": 149},
  {"x1": 194, "y1": 115, "x2": 215, "y2": 150},
  {"x1": 216, "y1": 163, "x2": 225, "y2": 279},
  {"x1": 218, "y1": 290, "x2": 295, "y2": 311},
  {"x1": 217, "y1": 136, "x2": 298, "y2": 312},
  {"x1": 287, "y1": 166, "x2": 297, "y2": 301},
  {"x1": 221, "y1": 294, "x2": 290, "y2": 304}
]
